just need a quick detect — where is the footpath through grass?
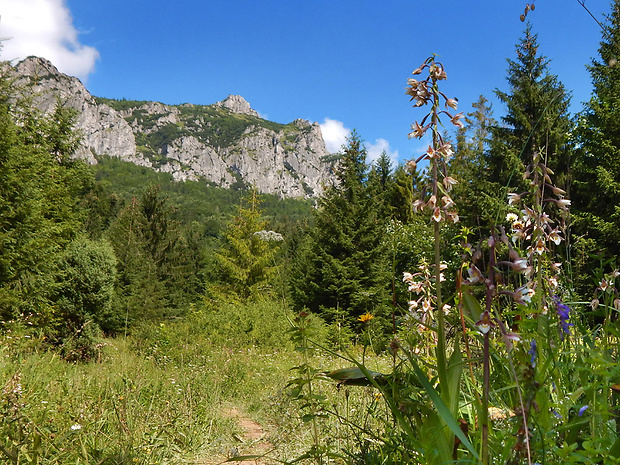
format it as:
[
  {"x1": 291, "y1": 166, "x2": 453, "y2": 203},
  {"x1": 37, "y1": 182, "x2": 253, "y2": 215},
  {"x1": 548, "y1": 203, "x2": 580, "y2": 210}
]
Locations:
[{"x1": 0, "y1": 300, "x2": 384, "y2": 464}]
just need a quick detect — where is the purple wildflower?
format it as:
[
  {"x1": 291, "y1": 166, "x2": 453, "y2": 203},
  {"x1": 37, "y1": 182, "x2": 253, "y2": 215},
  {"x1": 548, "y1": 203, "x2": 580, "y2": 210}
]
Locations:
[
  {"x1": 528, "y1": 339, "x2": 537, "y2": 368},
  {"x1": 578, "y1": 405, "x2": 589, "y2": 416},
  {"x1": 554, "y1": 296, "x2": 573, "y2": 337}
]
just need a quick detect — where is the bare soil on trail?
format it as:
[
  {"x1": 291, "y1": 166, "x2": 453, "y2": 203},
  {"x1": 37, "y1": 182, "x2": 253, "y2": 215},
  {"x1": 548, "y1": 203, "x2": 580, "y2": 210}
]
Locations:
[{"x1": 196, "y1": 406, "x2": 276, "y2": 465}]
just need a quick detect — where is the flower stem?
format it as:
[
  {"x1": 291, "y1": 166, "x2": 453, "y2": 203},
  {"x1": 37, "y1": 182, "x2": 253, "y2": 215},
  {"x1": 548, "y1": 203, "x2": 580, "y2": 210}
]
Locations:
[{"x1": 431, "y1": 85, "x2": 448, "y2": 398}]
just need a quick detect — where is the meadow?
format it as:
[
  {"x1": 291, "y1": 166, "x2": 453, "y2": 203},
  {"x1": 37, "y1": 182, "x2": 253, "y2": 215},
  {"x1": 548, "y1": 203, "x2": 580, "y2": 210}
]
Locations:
[{"x1": 0, "y1": 299, "x2": 394, "y2": 465}]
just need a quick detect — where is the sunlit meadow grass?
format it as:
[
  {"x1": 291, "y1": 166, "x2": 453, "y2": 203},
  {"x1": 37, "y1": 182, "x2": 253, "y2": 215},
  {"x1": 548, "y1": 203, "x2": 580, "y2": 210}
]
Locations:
[{"x1": 0, "y1": 300, "x2": 390, "y2": 464}]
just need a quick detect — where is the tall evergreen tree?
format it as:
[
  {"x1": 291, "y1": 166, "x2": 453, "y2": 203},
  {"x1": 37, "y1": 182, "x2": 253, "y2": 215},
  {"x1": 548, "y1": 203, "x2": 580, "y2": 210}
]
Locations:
[
  {"x1": 0, "y1": 77, "x2": 91, "y2": 324},
  {"x1": 572, "y1": 0, "x2": 620, "y2": 286},
  {"x1": 368, "y1": 152, "x2": 415, "y2": 223},
  {"x1": 290, "y1": 132, "x2": 390, "y2": 325},
  {"x1": 451, "y1": 95, "x2": 498, "y2": 230},
  {"x1": 106, "y1": 185, "x2": 198, "y2": 322},
  {"x1": 488, "y1": 24, "x2": 572, "y2": 194}
]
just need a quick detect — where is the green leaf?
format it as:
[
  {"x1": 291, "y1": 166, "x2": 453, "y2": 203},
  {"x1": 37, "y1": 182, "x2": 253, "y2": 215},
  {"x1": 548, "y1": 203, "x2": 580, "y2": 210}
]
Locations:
[
  {"x1": 402, "y1": 349, "x2": 479, "y2": 461},
  {"x1": 324, "y1": 367, "x2": 386, "y2": 386},
  {"x1": 462, "y1": 288, "x2": 483, "y2": 324},
  {"x1": 446, "y1": 337, "x2": 464, "y2": 419}
]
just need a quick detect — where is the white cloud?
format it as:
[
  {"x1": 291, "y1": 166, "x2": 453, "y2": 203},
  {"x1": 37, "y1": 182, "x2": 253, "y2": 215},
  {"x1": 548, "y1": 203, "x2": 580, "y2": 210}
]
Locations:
[
  {"x1": 319, "y1": 118, "x2": 351, "y2": 154},
  {"x1": 365, "y1": 138, "x2": 399, "y2": 165},
  {"x1": 0, "y1": 0, "x2": 99, "y2": 81}
]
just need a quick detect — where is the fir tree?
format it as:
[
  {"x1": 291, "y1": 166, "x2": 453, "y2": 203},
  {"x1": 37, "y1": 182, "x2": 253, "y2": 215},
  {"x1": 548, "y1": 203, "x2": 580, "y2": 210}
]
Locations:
[{"x1": 451, "y1": 95, "x2": 498, "y2": 230}]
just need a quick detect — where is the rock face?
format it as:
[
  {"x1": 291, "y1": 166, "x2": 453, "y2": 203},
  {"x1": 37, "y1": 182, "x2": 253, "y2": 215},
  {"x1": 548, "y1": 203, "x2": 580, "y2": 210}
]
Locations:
[{"x1": 12, "y1": 56, "x2": 335, "y2": 198}]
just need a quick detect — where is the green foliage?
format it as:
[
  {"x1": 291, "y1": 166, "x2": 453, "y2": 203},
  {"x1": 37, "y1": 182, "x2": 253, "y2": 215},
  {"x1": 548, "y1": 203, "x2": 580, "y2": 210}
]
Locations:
[
  {"x1": 0, "y1": 78, "x2": 92, "y2": 326},
  {"x1": 91, "y1": 155, "x2": 313, "y2": 240},
  {"x1": 290, "y1": 132, "x2": 392, "y2": 327},
  {"x1": 54, "y1": 236, "x2": 118, "y2": 337},
  {"x1": 572, "y1": 0, "x2": 620, "y2": 287},
  {"x1": 93, "y1": 96, "x2": 148, "y2": 111},
  {"x1": 211, "y1": 190, "x2": 283, "y2": 301}
]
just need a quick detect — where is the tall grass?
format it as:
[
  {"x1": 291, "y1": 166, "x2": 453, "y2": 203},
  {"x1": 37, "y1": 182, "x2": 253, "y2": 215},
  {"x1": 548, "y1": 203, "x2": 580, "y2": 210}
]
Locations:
[{"x1": 0, "y1": 299, "x2": 381, "y2": 464}]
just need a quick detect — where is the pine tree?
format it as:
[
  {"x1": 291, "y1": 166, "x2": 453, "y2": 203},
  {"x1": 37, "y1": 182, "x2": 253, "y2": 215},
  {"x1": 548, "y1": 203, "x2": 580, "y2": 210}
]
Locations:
[
  {"x1": 290, "y1": 132, "x2": 390, "y2": 325},
  {"x1": 572, "y1": 0, "x2": 620, "y2": 283}
]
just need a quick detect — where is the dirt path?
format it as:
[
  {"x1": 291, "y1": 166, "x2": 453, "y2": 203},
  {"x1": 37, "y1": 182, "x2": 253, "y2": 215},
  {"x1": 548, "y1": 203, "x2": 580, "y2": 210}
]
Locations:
[{"x1": 196, "y1": 405, "x2": 275, "y2": 465}]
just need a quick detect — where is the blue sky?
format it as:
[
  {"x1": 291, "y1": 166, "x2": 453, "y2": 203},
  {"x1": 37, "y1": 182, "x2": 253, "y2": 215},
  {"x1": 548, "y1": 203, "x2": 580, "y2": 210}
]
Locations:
[{"x1": 0, "y1": 0, "x2": 611, "y2": 164}]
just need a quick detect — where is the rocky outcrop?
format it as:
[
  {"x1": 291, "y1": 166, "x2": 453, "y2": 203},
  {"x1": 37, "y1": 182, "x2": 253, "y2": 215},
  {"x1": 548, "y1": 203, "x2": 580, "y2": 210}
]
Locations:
[
  {"x1": 214, "y1": 94, "x2": 259, "y2": 117},
  {"x1": 11, "y1": 56, "x2": 334, "y2": 198}
]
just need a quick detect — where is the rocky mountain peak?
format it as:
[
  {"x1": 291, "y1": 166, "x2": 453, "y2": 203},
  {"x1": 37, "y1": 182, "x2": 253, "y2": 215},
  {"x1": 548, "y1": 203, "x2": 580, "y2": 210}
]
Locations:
[
  {"x1": 214, "y1": 94, "x2": 259, "y2": 117},
  {"x1": 11, "y1": 57, "x2": 335, "y2": 198},
  {"x1": 15, "y1": 56, "x2": 62, "y2": 78}
]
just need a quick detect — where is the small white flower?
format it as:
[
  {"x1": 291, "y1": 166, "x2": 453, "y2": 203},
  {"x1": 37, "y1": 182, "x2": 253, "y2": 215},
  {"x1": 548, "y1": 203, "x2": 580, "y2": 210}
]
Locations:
[
  {"x1": 506, "y1": 213, "x2": 519, "y2": 223},
  {"x1": 548, "y1": 228, "x2": 563, "y2": 245},
  {"x1": 71, "y1": 424, "x2": 82, "y2": 431},
  {"x1": 516, "y1": 286, "x2": 535, "y2": 303}
]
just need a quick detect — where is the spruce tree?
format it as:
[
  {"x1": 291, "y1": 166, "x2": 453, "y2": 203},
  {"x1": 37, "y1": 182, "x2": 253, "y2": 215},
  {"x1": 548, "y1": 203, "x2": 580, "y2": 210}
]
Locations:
[
  {"x1": 572, "y1": 0, "x2": 620, "y2": 285},
  {"x1": 0, "y1": 82, "x2": 91, "y2": 324},
  {"x1": 451, "y1": 95, "x2": 498, "y2": 230},
  {"x1": 488, "y1": 24, "x2": 572, "y2": 195},
  {"x1": 106, "y1": 185, "x2": 197, "y2": 322},
  {"x1": 213, "y1": 189, "x2": 282, "y2": 301},
  {"x1": 290, "y1": 132, "x2": 390, "y2": 326}
]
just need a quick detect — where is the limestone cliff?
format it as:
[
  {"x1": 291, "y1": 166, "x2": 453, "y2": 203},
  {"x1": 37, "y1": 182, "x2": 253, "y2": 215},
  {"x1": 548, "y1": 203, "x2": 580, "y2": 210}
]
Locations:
[{"x1": 11, "y1": 56, "x2": 335, "y2": 198}]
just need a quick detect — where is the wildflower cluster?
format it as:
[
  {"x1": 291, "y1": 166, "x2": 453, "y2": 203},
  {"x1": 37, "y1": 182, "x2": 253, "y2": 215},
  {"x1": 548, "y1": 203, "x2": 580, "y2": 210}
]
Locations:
[
  {"x1": 402, "y1": 262, "x2": 450, "y2": 357},
  {"x1": 403, "y1": 261, "x2": 447, "y2": 329},
  {"x1": 253, "y1": 230, "x2": 284, "y2": 242},
  {"x1": 405, "y1": 56, "x2": 460, "y2": 224},
  {"x1": 591, "y1": 268, "x2": 620, "y2": 311},
  {"x1": 505, "y1": 149, "x2": 572, "y2": 335},
  {"x1": 507, "y1": 152, "x2": 569, "y2": 260}
]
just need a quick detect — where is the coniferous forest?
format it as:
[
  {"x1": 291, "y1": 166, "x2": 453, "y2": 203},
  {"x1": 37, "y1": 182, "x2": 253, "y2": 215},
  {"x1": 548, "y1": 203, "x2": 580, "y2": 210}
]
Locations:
[{"x1": 3, "y1": 3, "x2": 620, "y2": 464}]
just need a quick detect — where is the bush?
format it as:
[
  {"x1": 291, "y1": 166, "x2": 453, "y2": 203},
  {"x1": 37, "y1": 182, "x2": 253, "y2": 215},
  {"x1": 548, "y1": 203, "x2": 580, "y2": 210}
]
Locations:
[{"x1": 53, "y1": 236, "x2": 119, "y2": 355}]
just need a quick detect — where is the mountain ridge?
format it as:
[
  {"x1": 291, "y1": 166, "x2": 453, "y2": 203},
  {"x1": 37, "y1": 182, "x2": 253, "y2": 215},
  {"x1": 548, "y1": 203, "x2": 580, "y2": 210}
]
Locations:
[{"x1": 11, "y1": 56, "x2": 335, "y2": 198}]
